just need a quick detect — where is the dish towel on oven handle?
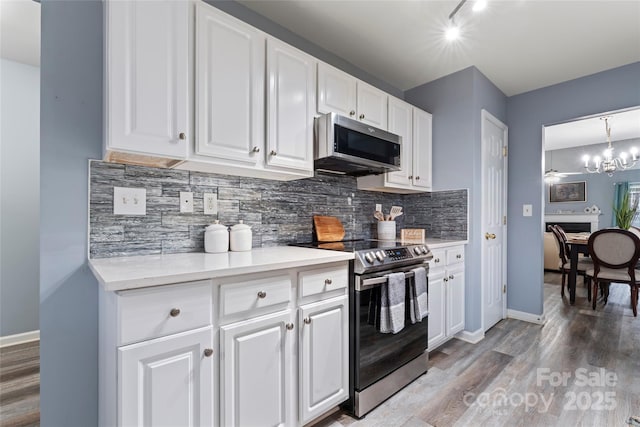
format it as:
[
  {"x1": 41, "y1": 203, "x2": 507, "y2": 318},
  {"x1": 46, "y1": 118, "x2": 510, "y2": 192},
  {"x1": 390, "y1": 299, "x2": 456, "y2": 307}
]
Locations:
[
  {"x1": 409, "y1": 266, "x2": 428, "y2": 323},
  {"x1": 380, "y1": 272, "x2": 406, "y2": 334}
]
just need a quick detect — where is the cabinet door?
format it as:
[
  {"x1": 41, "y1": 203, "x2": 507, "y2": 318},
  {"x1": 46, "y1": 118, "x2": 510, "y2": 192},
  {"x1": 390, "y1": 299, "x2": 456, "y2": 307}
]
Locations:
[
  {"x1": 446, "y1": 267, "x2": 465, "y2": 336},
  {"x1": 299, "y1": 296, "x2": 349, "y2": 424},
  {"x1": 356, "y1": 80, "x2": 388, "y2": 129},
  {"x1": 427, "y1": 269, "x2": 446, "y2": 351},
  {"x1": 266, "y1": 38, "x2": 315, "y2": 173},
  {"x1": 105, "y1": 0, "x2": 189, "y2": 159},
  {"x1": 412, "y1": 109, "x2": 433, "y2": 190},
  {"x1": 195, "y1": 2, "x2": 265, "y2": 165},
  {"x1": 386, "y1": 97, "x2": 414, "y2": 187},
  {"x1": 317, "y1": 62, "x2": 357, "y2": 117},
  {"x1": 118, "y1": 327, "x2": 214, "y2": 427},
  {"x1": 220, "y1": 310, "x2": 294, "y2": 427}
]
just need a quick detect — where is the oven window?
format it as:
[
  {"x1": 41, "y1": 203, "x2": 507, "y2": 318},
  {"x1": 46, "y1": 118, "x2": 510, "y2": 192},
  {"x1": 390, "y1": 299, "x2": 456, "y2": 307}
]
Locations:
[
  {"x1": 355, "y1": 281, "x2": 427, "y2": 390},
  {"x1": 335, "y1": 125, "x2": 400, "y2": 166}
]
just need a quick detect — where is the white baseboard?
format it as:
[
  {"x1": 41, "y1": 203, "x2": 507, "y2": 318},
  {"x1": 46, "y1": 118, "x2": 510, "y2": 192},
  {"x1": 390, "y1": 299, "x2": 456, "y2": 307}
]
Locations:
[
  {"x1": 455, "y1": 328, "x2": 485, "y2": 344},
  {"x1": 0, "y1": 330, "x2": 40, "y2": 348},
  {"x1": 507, "y1": 309, "x2": 546, "y2": 325}
]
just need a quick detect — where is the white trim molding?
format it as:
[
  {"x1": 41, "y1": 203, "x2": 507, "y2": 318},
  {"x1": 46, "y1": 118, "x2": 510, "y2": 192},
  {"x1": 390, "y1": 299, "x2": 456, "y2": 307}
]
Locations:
[
  {"x1": 455, "y1": 328, "x2": 485, "y2": 344},
  {"x1": 544, "y1": 213, "x2": 599, "y2": 232},
  {"x1": 507, "y1": 309, "x2": 546, "y2": 325},
  {"x1": 0, "y1": 330, "x2": 40, "y2": 348}
]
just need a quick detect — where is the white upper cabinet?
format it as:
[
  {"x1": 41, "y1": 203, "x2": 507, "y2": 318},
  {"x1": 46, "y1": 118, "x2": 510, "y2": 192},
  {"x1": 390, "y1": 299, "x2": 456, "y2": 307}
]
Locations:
[
  {"x1": 317, "y1": 62, "x2": 357, "y2": 118},
  {"x1": 195, "y1": 2, "x2": 265, "y2": 166},
  {"x1": 105, "y1": 0, "x2": 189, "y2": 160},
  {"x1": 357, "y1": 97, "x2": 432, "y2": 193},
  {"x1": 356, "y1": 80, "x2": 388, "y2": 129},
  {"x1": 266, "y1": 38, "x2": 316, "y2": 174},
  {"x1": 317, "y1": 62, "x2": 388, "y2": 129}
]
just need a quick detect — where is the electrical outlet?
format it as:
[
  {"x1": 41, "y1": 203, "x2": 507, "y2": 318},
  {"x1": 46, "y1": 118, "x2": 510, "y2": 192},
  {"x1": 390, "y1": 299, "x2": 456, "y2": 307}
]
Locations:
[
  {"x1": 113, "y1": 187, "x2": 146, "y2": 215},
  {"x1": 375, "y1": 204, "x2": 382, "y2": 212},
  {"x1": 203, "y1": 193, "x2": 217, "y2": 215},
  {"x1": 180, "y1": 192, "x2": 194, "y2": 213}
]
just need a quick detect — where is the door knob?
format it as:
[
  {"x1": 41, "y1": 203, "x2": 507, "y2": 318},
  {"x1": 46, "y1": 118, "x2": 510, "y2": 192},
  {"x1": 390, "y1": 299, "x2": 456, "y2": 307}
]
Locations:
[{"x1": 485, "y1": 233, "x2": 496, "y2": 240}]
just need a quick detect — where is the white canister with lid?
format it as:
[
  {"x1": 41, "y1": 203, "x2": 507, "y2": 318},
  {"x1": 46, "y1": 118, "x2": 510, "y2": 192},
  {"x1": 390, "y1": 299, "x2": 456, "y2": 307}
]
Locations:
[
  {"x1": 204, "y1": 220, "x2": 229, "y2": 253},
  {"x1": 230, "y1": 220, "x2": 252, "y2": 252}
]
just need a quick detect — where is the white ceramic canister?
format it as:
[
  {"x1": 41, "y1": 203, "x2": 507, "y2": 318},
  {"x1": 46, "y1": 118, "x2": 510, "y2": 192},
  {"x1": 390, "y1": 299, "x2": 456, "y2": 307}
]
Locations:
[
  {"x1": 230, "y1": 220, "x2": 252, "y2": 251},
  {"x1": 204, "y1": 220, "x2": 229, "y2": 253},
  {"x1": 377, "y1": 220, "x2": 396, "y2": 240}
]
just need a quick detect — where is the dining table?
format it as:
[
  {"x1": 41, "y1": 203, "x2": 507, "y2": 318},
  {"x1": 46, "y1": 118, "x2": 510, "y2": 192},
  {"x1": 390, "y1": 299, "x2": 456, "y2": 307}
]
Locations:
[{"x1": 566, "y1": 233, "x2": 591, "y2": 304}]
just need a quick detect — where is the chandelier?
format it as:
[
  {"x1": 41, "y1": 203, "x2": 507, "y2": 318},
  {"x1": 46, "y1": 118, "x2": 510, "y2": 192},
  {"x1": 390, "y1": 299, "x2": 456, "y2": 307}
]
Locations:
[{"x1": 583, "y1": 116, "x2": 638, "y2": 176}]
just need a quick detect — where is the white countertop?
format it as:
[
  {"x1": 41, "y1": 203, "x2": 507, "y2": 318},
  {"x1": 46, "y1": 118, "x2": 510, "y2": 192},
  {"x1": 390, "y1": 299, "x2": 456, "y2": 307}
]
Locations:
[
  {"x1": 424, "y1": 238, "x2": 468, "y2": 249},
  {"x1": 89, "y1": 246, "x2": 354, "y2": 291}
]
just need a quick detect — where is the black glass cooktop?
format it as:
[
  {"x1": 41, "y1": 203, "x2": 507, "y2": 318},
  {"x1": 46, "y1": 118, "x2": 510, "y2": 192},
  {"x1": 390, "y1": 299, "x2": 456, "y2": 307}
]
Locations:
[{"x1": 290, "y1": 239, "x2": 406, "y2": 252}]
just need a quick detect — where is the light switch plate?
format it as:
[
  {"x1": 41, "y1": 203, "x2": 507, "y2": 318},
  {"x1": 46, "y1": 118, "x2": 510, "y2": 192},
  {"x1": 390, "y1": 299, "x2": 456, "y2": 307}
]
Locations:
[
  {"x1": 180, "y1": 192, "x2": 194, "y2": 213},
  {"x1": 113, "y1": 187, "x2": 146, "y2": 216},
  {"x1": 523, "y1": 204, "x2": 533, "y2": 217},
  {"x1": 203, "y1": 193, "x2": 217, "y2": 215}
]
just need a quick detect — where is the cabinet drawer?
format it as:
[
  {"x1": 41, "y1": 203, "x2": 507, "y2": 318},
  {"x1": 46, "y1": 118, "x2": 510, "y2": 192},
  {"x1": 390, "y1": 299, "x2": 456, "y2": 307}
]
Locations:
[
  {"x1": 118, "y1": 280, "x2": 213, "y2": 346},
  {"x1": 220, "y1": 274, "x2": 291, "y2": 318},
  {"x1": 299, "y1": 264, "x2": 348, "y2": 298},
  {"x1": 446, "y1": 246, "x2": 465, "y2": 265},
  {"x1": 429, "y1": 249, "x2": 446, "y2": 269}
]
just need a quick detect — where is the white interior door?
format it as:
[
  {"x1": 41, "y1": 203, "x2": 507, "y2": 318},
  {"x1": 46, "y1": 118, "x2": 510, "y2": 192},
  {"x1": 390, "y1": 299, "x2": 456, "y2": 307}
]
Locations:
[{"x1": 481, "y1": 109, "x2": 508, "y2": 331}]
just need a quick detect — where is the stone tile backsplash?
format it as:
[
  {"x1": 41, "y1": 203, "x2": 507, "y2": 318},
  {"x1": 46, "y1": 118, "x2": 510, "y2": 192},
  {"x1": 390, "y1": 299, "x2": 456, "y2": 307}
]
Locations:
[{"x1": 89, "y1": 161, "x2": 468, "y2": 258}]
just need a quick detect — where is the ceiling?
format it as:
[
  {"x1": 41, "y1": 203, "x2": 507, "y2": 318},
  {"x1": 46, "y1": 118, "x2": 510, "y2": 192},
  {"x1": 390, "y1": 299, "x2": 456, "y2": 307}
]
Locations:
[
  {"x1": 0, "y1": 0, "x2": 40, "y2": 67},
  {"x1": 239, "y1": 0, "x2": 640, "y2": 96},
  {"x1": 544, "y1": 107, "x2": 640, "y2": 151}
]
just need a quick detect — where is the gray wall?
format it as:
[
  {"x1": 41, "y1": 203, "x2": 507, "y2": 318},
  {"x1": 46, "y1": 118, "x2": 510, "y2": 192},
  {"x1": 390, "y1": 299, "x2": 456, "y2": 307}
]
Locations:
[
  {"x1": 0, "y1": 59, "x2": 40, "y2": 337},
  {"x1": 40, "y1": 0, "x2": 102, "y2": 425},
  {"x1": 404, "y1": 66, "x2": 508, "y2": 333},
  {"x1": 545, "y1": 137, "x2": 640, "y2": 174},
  {"x1": 507, "y1": 61, "x2": 640, "y2": 316}
]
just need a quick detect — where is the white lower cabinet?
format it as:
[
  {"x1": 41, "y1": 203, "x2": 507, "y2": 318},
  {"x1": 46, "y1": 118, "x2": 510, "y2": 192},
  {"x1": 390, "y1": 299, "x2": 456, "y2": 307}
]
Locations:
[
  {"x1": 299, "y1": 296, "x2": 349, "y2": 424},
  {"x1": 220, "y1": 310, "x2": 294, "y2": 427},
  {"x1": 427, "y1": 246, "x2": 466, "y2": 351},
  {"x1": 118, "y1": 326, "x2": 214, "y2": 427}
]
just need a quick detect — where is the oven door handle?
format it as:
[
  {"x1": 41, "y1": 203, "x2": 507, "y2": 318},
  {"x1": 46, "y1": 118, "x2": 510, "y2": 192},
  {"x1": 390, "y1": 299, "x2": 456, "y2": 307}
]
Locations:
[{"x1": 358, "y1": 270, "x2": 415, "y2": 291}]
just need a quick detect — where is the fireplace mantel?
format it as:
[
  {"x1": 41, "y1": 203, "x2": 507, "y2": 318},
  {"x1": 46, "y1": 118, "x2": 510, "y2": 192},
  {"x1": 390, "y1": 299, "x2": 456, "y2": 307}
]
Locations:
[{"x1": 544, "y1": 213, "x2": 600, "y2": 232}]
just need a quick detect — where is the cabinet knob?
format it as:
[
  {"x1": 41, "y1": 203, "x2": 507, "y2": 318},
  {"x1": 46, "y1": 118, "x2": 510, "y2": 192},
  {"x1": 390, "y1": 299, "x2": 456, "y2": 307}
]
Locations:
[
  {"x1": 324, "y1": 278, "x2": 332, "y2": 285},
  {"x1": 178, "y1": 132, "x2": 186, "y2": 140},
  {"x1": 408, "y1": 175, "x2": 413, "y2": 180},
  {"x1": 359, "y1": 114, "x2": 365, "y2": 120},
  {"x1": 304, "y1": 317, "x2": 311, "y2": 324},
  {"x1": 349, "y1": 110, "x2": 356, "y2": 116},
  {"x1": 252, "y1": 146, "x2": 260, "y2": 153},
  {"x1": 449, "y1": 274, "x2": 454, "y2": 280},
  {"x1": 434, "y1": 258, "x2": 440, "y2": 263},
  {"x1": 203, "y1": 348, "x2": 213, "y2": 357},
  {"x1": 270, "y1": 150, "x2": 277, "y2": 156},
  {"x1": 456, "y1": 254, "x2": 462, "y2": 259},
  {"x1": 443, "y1": 277, "x2": 449, "y2": 282},
  {"x1": 169, "y1": 308, "x2": 181, "y2": 317},
  {"x1": 416, "y1": 176, "x2": 420, "y2": 180},
  {"x1": 286, "y1": 323, "x2": 294, "y2": 330},
  {"x1": 257, "y1": 291, "x2": 267, "y2": 299}
]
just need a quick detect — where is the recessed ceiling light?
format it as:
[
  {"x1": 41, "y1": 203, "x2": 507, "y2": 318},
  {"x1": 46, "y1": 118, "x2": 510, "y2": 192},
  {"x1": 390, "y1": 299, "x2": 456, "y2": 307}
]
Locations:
[{"x1": 473, "y1": 0, "x2": 487, "y2": 12}]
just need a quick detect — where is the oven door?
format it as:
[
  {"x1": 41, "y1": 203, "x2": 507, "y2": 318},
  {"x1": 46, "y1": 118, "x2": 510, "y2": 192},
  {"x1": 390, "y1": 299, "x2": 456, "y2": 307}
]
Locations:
[{"x1": 353, "y1": 264, "x2": 428, "y2": 391}]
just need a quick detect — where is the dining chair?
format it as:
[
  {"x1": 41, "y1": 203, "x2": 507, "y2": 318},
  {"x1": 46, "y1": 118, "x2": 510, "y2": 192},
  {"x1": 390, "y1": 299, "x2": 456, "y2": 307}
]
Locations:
[
  {"x1": 586, "y1": 229, "x2": 640, "y2": 317},
  {"x1": 549, "y1": 225, "x2": 592, "y2": 300}
]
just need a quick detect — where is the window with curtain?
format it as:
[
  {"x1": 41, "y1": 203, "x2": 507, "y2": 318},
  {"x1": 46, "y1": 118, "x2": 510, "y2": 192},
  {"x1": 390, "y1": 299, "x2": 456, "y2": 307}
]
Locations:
[{"x1": 628, "y1": 182, "x2": 640, "y2": 228}]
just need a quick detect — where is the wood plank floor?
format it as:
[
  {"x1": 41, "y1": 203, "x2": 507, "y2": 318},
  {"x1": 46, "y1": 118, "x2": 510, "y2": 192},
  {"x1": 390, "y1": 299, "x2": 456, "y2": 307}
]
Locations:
[
  {"x1": 315, "y1": 272, "x2": 640, "y2": 427},
  {"x1": 0, "y1": 341, "x2": 39, "y2": 427}
]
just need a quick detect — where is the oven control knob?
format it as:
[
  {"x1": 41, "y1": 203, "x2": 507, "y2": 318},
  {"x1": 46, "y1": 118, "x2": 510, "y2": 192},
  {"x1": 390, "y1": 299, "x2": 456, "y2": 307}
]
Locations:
[
  {"x1": 413, "y1": 247, "x2": 421, "y2": 255},
  {"x1": 375, "y1": 251, "x2": 384, "y2": 262},
  {"x1": 364, "y1": 252, "x2": 374, "y2": 264},
  {"x1": 421, "y1": 246, "x2": 428, "y2": 254}
]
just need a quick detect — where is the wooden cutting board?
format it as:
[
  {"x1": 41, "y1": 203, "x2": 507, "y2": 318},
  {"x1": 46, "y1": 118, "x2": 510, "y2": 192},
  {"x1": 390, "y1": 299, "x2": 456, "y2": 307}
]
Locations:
[{"x1": 313, "y1": 216, "x2": 345, "y2": 242}]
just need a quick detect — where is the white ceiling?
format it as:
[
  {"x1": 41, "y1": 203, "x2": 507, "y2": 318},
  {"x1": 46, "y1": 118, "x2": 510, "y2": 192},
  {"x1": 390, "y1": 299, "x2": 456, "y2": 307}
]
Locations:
[
  {"x1": 544, "y1": 108, "x2": 640, "y2": 151},
  {"x1": 238, "y1": 0, "x2": 640, "y2": 96},
  {"x1": 0, "y1": 0, "x2": 40, "y2": 67}
]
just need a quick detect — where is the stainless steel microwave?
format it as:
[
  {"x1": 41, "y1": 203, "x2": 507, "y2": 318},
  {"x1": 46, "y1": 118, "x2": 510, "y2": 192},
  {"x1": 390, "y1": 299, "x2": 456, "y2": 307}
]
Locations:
[{"x1": 314, "y1": 112, "x2": 401, "y2": 176}]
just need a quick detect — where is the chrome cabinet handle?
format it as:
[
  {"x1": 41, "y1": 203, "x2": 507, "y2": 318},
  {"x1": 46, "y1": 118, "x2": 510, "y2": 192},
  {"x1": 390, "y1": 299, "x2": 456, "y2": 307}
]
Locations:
[
  {"x1": 170, "y1": 308, "x2": 181, "y2": 317},
  {"x1": 252, "y1": 146, "x2": 260, "y2": 153},
  {"x1": 359, "y1": 114, "x2": 365, "y2": 120},
  {"x1": 304, "y1": 317, "x2": 311, "y2": 324},
  {"x1": 286, "y1": 323, "x2": 294, "y2": 330},
  {"x1": 178, "y1": 132, "x2": 186, "y2": 140},
  {"x1": 203, "y1": 348, "x2": 213, "y2": 357},
  {"x1": 270, "y1": 150, "x2": 277, "y2": 156},
  {"x1": 325, "y1": 278, "x2": 332, "y2": 285},
  {"x1": 257, "y1": 291, "x2": 267, "y2": 299},
  {"x1": 349, "y1": 110, "x2": 356, "y2": 116}
]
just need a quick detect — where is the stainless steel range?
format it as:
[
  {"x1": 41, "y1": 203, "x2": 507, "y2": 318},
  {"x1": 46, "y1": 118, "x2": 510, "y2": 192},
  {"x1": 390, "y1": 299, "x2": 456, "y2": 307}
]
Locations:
[{"x1": 291, "y1": 239, "x2": 432, "y2": 418}]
